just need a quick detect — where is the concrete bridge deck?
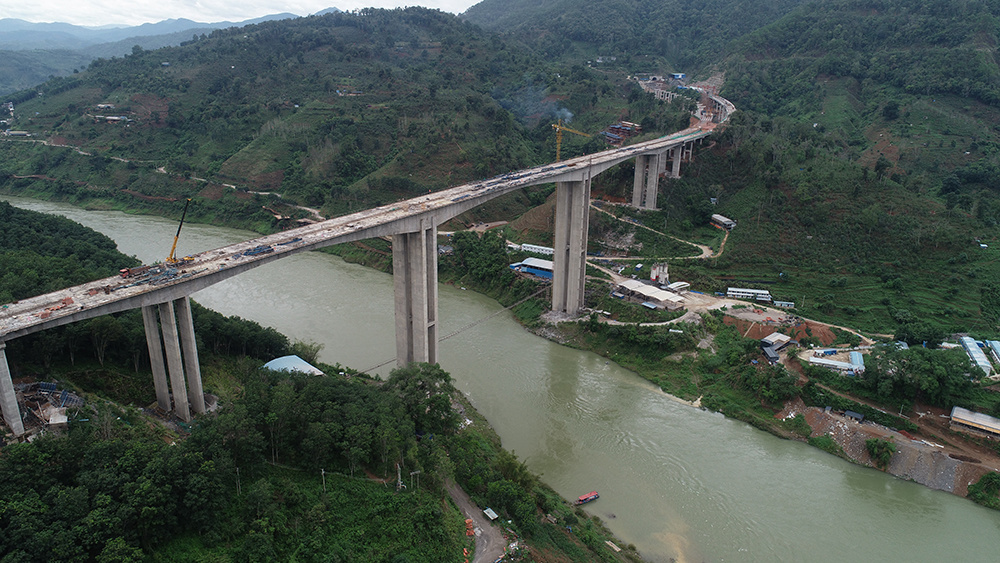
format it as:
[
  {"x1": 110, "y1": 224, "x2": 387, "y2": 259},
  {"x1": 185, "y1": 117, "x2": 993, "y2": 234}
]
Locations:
[{"x1": 0, "y1": 124, "x2": 714, "y2": 342}]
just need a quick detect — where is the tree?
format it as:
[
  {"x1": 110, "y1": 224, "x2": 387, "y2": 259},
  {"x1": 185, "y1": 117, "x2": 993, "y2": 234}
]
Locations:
[
  {"x1": 88, "y1": 316, "x2": 123, "y2": 366},
  {"x1": 882, "y1": 100, "x2": 900, "y2": 120},
  {"x1": 385, "y1": 363, "x2": 459, "y2": 435},
  {"x1": 866, "y1": 438, "x2": 895, "y2": 470}
]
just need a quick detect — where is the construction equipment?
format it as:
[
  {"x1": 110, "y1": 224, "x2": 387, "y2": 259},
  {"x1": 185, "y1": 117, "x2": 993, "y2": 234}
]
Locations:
[
  {"x1": 166, "y1": 198, "x2": 193, "y2": 264},
  {"x1": 551, "y1": 119, "x2": 592, "y2": 161}
]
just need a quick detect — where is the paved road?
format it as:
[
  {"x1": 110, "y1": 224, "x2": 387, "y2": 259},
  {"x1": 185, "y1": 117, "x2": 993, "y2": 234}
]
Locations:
[{"x1": 446, "y1": 479, "x2": 506, "y2": 563}]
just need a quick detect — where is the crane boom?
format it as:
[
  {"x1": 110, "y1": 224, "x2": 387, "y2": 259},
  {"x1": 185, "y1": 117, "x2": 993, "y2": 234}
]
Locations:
[
  {"x1": 167, "y1": 198, "x2": 192, "y2": 264},
  {"x1": 551, "y1": 119, "x2": 592, "y2": 161}
]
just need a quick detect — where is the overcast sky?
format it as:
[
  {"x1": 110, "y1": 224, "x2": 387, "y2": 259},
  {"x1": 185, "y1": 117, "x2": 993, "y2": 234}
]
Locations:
[{"x1": 4, "y1": 0, "x2": 481, "y2": 27}]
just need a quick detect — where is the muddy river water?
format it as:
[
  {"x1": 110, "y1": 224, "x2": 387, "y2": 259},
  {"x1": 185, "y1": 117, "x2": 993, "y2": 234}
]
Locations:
[{"x1": 6, "y1": 195, "x2": 1000, "y2": 562}]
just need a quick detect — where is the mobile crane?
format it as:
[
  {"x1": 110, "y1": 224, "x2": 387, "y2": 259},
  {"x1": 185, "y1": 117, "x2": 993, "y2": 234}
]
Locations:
[
  {"x1": 166, "y1": 198, "x2": 193, "y2": 265},
  {"x1": 551, "y1": 119, "x2": 592, "y2": 161}
]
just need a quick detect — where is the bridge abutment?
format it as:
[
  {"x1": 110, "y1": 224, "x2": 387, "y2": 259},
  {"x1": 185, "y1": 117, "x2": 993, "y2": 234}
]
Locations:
[
  {"x1": 0, "y1": 343, "x2": 24, "y2": 436},
  {"x1": 552, "y1": 179, "x2": 591, "y2": 315},
  {"x1": 393, "y1": 219, "x2": 439, "y2": 366}
]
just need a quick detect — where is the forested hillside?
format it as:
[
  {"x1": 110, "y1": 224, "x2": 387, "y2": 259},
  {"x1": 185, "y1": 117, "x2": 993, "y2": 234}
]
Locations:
[
  {"x1": 6, "y1": 0, "x2": 1000, "y2": 338},
  {"x1": 0, "y1": 8, "x2": 691, "y2": 228},
  {"x1": 462, "y1": 0, "x2": 806, "y2": 69}
]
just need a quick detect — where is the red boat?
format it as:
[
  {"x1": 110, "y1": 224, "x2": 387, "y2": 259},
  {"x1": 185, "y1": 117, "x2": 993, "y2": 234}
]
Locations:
[{"x1": 575, "y1": 491, "x2": 599, "y2": 505}]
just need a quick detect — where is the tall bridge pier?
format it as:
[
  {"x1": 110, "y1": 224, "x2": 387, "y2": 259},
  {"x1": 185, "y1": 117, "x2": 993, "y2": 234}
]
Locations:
[
  {"x1": 143, "y1": 297, "x2": 205, "y2": 422},
  {"x1": 631, "y1": 141, "x2": 695, "y2": 210},
  {"x1": 0, "y1": 343, "x2": 24, "y2": 436},
  {"x1": 392, "y1": 218, "x2": 439, "y2": 366},
  {"x1": 552, "y1": 179, "x2": 591, "y2": 314}
]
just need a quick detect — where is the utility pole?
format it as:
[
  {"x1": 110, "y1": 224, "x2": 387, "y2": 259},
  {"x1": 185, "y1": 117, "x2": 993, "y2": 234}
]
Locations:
[
  {"x1": 396, "y1": 463, "x2": 406, "y2": 491},
  {"x1": 321, "y1": 468, "x2": 327, "y2": 493}
]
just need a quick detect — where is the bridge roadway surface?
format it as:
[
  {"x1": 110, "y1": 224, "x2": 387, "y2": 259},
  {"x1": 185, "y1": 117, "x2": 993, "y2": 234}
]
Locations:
[{"x1": 0, "y1": 124, "x2": 713, "y2": 343}]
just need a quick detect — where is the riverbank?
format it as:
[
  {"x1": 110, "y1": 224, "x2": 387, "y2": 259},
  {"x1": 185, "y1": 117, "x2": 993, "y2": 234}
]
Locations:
[{"x1": 779, "y1": 398, "x2": 1000, "y2": 496}]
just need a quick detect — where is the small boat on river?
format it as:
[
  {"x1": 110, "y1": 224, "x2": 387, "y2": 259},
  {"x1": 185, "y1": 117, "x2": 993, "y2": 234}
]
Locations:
[{"x1": 575, "y1": 491, "x2": 599, "y2": 505}]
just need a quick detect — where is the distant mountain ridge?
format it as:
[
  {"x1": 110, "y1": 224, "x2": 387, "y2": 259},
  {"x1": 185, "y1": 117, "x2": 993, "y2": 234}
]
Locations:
[
  {"x1": 0, "y1": 14, "x2": 305, "y2": 50},
  {"x1": 0, "y1": 9, "x2": 339, "y2": 96}
]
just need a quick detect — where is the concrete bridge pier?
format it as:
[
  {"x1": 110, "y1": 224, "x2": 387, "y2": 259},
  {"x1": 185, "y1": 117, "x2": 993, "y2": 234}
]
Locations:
[
  {"x1": 144, "y1": 297, "x2": 205, "y2": 422},
  {"x1": 141, "y1": 305, "x2": 171, "y2": 412},
  {"x1": 393, "y1": 218, "x2": 439, "y2": 366},
  {"x1": 668, "y1": 146, "x2": 682, "y2": 179},
  {"x1": 552, "y1": 179, "x2": 591, "y2": 315},
  {"x1": 0, "y1": 342, "x2": 25, "y2": 436},
  {"x1": 632, "y1": 153, "x2": 665, "y2": 210}
]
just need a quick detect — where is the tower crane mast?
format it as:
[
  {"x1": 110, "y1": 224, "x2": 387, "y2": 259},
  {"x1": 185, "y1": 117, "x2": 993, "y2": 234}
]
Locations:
[{"x1": 551, "y1": 119, "x2": 592, "y2": 161}]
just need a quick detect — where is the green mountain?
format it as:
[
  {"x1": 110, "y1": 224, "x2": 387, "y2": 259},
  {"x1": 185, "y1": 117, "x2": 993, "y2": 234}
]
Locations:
[
  {"x1": 462, "y1": 0, "x2": 807, "y2": 69},
  {"x1": 6, "y1": 0, "x2": 1000, "y2": 337},
  {"x1": 0, "y1": 8, "x2": 690, "y2": 222}
]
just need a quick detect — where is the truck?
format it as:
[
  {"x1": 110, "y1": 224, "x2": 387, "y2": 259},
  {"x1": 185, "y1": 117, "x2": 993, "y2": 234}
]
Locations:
[{"x1": 119, "y1": 265, "x2": 153, "y2": 278}]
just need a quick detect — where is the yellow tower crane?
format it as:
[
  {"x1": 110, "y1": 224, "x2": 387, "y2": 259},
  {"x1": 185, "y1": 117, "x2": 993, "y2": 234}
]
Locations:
[{"x1": 551, "y1": 119, "x2": 592, "y2": 161}]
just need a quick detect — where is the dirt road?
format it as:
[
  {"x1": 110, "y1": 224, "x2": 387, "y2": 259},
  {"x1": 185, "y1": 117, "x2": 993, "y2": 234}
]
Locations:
[{"x1": 446, "y1": 479, "x2": 506, "y2": 563}]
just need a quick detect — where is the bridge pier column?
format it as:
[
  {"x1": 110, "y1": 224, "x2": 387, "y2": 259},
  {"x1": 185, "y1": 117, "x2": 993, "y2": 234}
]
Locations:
[
  {"x1": 0, "y1": 343, "x2": 24, "y2": 436},
  {"x1": 669, "y1": 146, "x2": 682, "y2": 179},
  {"x1": 175, "y1": 297, "x2": 205, "y2": 415},
  {"x1": 552, "y1": 179, "x2": 591, "y2": 315},
  {"x1": 643, "y1": 153, "x2": 660, "y2": 210},
  {"x1": 157, "y1": 301, "x2": 191, "y2": 422},
  {"x1": 141, "y1": 305, "x2": 171, "y2": 412},
  {"x1": 631, "y1": 155, "x2": 648, "y2": 208},
  {"x1": 393, "y1": 218, "x2": 438, "y2": 367},
  {"x1": 632, "y1": 154, "x2": 662, "y2": 210}
]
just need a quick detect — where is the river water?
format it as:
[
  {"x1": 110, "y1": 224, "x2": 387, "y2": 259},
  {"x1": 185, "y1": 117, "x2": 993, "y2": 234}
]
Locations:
[{"x1": 5, "y1": 195, "x2": 1000, "y2": 562}]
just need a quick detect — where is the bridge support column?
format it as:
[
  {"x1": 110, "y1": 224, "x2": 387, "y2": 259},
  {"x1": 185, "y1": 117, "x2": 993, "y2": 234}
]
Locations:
[
  {"x1": 631, "y1": 155, "x2": 648, "y2": 208},
  {"x1": 176, "y1": 297, "x2": 205, "y2": 415},
  {"x1": 552, "y1": 179, "x2": 591, "y2": 315},
  {"x1": 669, "y1": 146, "x2": 682, "y2": 179},
  {"x1": 157, "y1": 301, "x2": 191, "y2": 422},
  {"x1": 644, "y1": 153, "x2": 661, "y2": 210},
  {"x1": 141, "y1": 305, "x2": 171, "y2": 412},
  {"x1": 0, "y1": 343, "x2": 24, "y2": 436},
  {"x1": 393, "y1": 218, "x2": 438, "y2": 367},
  {"x1": 632, "y1": 154, "x2": 661, "y2": 209}
]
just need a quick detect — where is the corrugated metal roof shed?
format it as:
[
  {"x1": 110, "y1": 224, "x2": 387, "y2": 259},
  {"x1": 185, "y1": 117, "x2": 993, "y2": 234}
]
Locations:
[
  {"x1": 987, "y1": 340, "x2": 1000, "y2": 363},
  {"x1": 667, "y1": 281, "x2": 690, "y2": 292},
  {"x1": 951, "y1": 406, "x2": 1000, "y2": 436},
  {"x1": 521, "y1": 257, "x2": 553, "y2": 270},
  {"x1": 762, "y1": 332, "x2": 791, "y2": 348},
  {"x1": 960, "y1": 336, "x2": 992, "y2": 377},
  {"x1": 850, "y1": 351, "x2": 865, "y2": 369},
  {"x1": 619, "y1": 279, "x2": 645, "y2": 291},
  {"x1": 808, "y1": 356, "x2": 854, "y2": 371}
]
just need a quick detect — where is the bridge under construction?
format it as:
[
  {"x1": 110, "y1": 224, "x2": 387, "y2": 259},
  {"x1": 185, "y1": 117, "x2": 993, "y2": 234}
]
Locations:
[{"x1": 0, "y1": 91, "x2": 734, "y2": 436}]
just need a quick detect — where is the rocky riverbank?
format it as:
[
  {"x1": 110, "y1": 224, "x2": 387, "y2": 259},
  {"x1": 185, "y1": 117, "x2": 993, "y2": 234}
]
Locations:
[{"x1": 780, "y1": 398, "x2": 1000, "y2": 497}]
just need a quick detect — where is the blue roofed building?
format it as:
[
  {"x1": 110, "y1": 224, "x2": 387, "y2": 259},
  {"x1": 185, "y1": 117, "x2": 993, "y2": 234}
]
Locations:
[
  {"x1": 959, "y1": 336, "x2": 993, "y2": 379},
  {"x1": 849, "y1": 351, "x2": 865, "y2": 374}
]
